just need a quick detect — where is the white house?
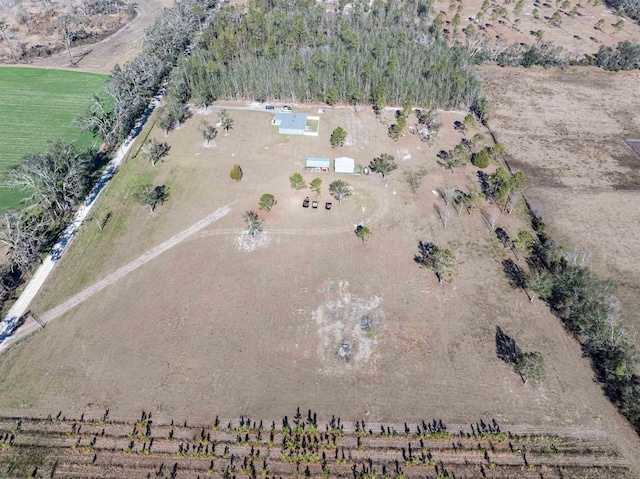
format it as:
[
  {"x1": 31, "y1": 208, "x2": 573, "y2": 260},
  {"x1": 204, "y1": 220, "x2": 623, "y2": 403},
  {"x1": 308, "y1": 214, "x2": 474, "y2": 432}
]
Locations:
[{"x1": 334, "y1": 157, "x2": 355, "y2": 174}]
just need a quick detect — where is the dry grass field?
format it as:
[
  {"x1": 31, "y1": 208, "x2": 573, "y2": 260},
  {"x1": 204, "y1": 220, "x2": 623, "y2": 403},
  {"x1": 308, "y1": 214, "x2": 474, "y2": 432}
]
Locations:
[
  {"x1": 0, "y1": 102, "x2": 639, "y2": 469},
  {"x1": 481, "y1": 65, "x2": 640, "y2": 335},
  {"x1": 20, "y1": 0, "x2": 174, "y2": 74},
  {"x1": 435, "y1": 0, "x2": 640, "y2": 56}
]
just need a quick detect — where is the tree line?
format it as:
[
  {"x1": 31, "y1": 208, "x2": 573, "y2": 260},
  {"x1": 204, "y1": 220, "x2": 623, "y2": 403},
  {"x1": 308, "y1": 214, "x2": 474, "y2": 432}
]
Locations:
[
  {"x1": 508, "y1": 216, "x2": 640, "y2": 432},
  {"x1": 77, "y1": 0, "x2": 221, "y2": 146},
  {"x1": 0, "y1": 0, "x2": 221, "y2": 314},
  {"x1": 165, "y1": 0, "x2": 489, "y2": 121}
]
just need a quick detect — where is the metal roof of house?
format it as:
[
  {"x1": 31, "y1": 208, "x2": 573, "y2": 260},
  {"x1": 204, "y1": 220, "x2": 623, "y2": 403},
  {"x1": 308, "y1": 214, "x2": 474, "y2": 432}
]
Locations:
[
  {"x1": 274, "y1": 112, "x2": 307, "y2": 131},
  {"x1": 306, "y1": 157, "x2": 330, "y2": 168}
]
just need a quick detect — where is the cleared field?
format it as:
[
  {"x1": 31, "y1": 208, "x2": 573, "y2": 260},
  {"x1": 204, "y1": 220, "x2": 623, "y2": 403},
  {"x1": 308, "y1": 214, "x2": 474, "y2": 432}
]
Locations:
[
  {"x1": 0, "y1": 67, "x2": 108, "y2": 211},
  {"x1": 1, "y1": 103, "x2": 639, "y2": 470},
  {"x1": 0, "y1": 414, "x2": 631, "y2": 478},
  {"x1": 480, "y1": 65, "x2": 640, "y2": 337}
]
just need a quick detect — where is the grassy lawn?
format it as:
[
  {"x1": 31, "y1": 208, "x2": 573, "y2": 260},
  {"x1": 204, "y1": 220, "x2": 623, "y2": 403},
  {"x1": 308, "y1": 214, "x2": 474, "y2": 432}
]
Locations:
[{"x1": 0, "y1": 67, "x2": 109, "y2": 211}]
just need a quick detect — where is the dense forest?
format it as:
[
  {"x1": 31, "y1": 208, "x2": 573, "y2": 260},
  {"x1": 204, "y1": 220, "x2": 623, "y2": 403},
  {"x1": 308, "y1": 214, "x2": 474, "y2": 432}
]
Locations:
[{"x1": 167, "y1": 0, "x2": 489, "y2": 121}]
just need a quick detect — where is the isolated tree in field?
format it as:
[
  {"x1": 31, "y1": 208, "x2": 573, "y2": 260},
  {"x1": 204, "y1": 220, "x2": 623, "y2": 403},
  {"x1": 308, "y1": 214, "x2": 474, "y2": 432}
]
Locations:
[
  {"x1": 440, "y1": 185, "x2": 458, "y2": 208},
  {"x1": 59, "y1": 15, "x2": 78, "y2": 64},
  {"x1": 330, "y1": 127, "x2": 348, "y2": 147},
  {"x1": 415, "y1": 241, "x2": 456, "y2": 284},
  {"x1": 472, "y1": 149, "x2": 490, "y2": 169},
  {"x1": 230, "y1": 164, "x2": 243, "y2": 181},
  {"x1": 514, "y1": 352, "x2": 546, "y2": 384},
  {"x1": 310, "y1": 178, "x2": 322, "y2": 196},
  {"x1": 135, "y1": 184, "x2": 168, "y2": 213},
  {"x1": 258, "y1": 193, "x2": 277, "y2": 213},
  {"x1": 370, "y1": 154, "x2": 398, "y2": 179},
  {"x1": 198, "y1": 120, "x2": 217, "y2": 145},
  {"x1": 329, "y1": 180, "x2": 350, "y2": 205},
  {"x1": 219, "y1": 109, "x2": 234, "y2": 135},
  {"x1": 244, "y1": 211, "x2": 262, "y2": 237},
  {"x1": 525, "y1": 267, "x2": 553, "y2": 302},
  {"x1": 550, "y1": 11, "x2": 562, "y2": 26},
  {"x1": 614, "y1": 19, "x2": 624, "y2": 33},
  {"x1": 289, "y1": 172, "x2": 306, "y2": 190},
  {"x1": 355, "y1": 225, "x2": 372, "y2": 245},
  {"x1": 142, "y1": 138, "x2": 169, "y2": 167}
]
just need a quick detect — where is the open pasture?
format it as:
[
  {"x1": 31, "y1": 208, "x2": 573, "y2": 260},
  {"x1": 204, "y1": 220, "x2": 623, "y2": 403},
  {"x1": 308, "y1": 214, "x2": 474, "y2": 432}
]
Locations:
[
  {"x1": 0, "y1": 102, "x2": 639, "y2": 469},
  {"x1": 480, "y1": 65, "x2": 640, "y2": 336},
  {"x1": 0, "y1": 67, "x2": 108, "y2": 210}
]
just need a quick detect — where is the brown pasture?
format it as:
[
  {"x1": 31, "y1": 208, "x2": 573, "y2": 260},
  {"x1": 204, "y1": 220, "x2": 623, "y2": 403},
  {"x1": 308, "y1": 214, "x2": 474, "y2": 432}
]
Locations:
[
  {"x1": 481, "y1": 65, "x2": 640, "y2": 338},
  {"x1": 0, "y1": 102, "x2": 639, "y2": 468}
]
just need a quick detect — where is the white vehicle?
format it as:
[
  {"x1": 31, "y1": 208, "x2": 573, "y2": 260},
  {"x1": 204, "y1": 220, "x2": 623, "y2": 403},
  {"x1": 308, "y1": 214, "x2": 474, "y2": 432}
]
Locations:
[{"x1": 281, "y1": 105, "x2": 293, "y2": 112}]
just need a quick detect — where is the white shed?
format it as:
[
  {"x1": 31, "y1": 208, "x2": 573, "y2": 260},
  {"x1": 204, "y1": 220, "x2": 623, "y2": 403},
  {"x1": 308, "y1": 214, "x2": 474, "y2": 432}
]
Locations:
[{"x1": 334, "y1": 157, "x2": 355, "y2": 174}]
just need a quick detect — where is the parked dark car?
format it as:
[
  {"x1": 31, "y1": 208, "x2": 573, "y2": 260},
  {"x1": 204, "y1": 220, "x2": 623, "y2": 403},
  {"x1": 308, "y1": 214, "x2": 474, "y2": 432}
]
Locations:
[{"x1": 265, "y1": 105, "x2": 275, "y2": 110}]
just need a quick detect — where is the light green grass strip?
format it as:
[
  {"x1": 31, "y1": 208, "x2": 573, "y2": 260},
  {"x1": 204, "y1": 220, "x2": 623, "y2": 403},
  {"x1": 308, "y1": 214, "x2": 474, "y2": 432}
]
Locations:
[{"x1": 0, "y1": 67, "x2": 109, "y2": 211}]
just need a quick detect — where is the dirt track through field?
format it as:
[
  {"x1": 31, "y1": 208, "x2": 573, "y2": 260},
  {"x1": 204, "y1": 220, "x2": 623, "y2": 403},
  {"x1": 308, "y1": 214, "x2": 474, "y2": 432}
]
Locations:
[
  {"x1": 39, "y1": 204, "x2": 231, "y2": 322},
  {"x1": 0, "y1": 205, "x2": 231, "y2": 351}
]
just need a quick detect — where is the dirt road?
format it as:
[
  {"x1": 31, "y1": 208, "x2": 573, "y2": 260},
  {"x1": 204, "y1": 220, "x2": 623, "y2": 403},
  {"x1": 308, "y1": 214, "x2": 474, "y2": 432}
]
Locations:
[{"x1": 25, "y1": 0, "x2": 173, "y2": 74}]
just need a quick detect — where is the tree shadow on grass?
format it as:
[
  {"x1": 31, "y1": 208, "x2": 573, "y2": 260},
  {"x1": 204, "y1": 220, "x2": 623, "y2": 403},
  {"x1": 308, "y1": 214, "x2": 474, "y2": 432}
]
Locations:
[{"x1": 496, "y1": 326, "x2": 521, "y2": 365}]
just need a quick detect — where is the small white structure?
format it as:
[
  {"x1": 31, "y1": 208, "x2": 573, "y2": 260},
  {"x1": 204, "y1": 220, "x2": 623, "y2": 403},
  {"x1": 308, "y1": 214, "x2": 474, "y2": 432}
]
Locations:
[{"x1": 334, "y1": 157, "x2": 355, "y2": 174}]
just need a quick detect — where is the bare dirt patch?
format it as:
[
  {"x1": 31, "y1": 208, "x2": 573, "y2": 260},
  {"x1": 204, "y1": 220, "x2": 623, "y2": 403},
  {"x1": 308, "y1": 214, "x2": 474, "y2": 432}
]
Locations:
[
  {"x1": 1, "y1": 102, "x2": 639, "y2": 470},
  {"x1": 481, "y1": 65, "x2": 640, "y2": 337}
]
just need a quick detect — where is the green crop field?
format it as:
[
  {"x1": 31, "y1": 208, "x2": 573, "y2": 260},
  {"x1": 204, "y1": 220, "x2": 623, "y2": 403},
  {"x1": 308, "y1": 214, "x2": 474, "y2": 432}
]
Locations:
[{"x1": 0, "y1": 67, "x2": 109, "y2": 211}]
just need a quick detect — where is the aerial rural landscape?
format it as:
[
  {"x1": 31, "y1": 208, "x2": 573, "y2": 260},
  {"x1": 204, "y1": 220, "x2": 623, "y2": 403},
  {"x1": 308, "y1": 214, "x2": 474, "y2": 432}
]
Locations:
[{"x1": 0, "y1": 0, "x2": 639, "y2": 477}]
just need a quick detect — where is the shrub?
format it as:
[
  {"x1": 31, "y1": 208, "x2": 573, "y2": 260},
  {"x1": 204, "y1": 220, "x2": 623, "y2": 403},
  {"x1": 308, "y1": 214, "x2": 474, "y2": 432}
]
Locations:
[
  {"x1": 230, "y1": 164, "x2": 243, "y2": 181},
  {"x1": 514, "y1": 352, "x2": 545, "y2": 384},
  {"x1": 330, "y1": 127, "x2": 347, "y2": 147},
  {"x1": 472, "y1": 149, "x2": 490, "y2": 168}
]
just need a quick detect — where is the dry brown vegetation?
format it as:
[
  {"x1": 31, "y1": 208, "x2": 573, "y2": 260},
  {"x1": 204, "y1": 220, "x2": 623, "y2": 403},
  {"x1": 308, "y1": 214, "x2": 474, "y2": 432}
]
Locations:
[
  {"x1": 438, "y1": 0, "x2": 640, "y2": 56},
  {"x1": 481, "y1": 65, "x2": 640, "y2": 336},
  {"x1": 0, "y1": 0, "x2": 134, "y2": 62},
  {"x1": 0, "y1": 103, "x2": 639, "y2": 471}
]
